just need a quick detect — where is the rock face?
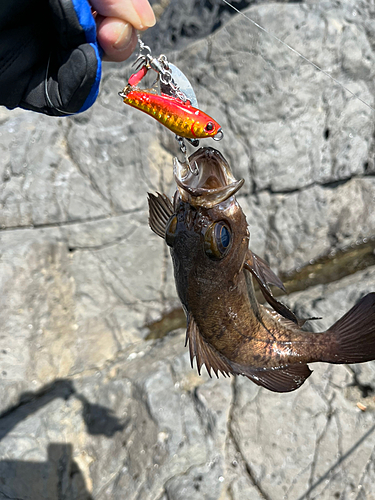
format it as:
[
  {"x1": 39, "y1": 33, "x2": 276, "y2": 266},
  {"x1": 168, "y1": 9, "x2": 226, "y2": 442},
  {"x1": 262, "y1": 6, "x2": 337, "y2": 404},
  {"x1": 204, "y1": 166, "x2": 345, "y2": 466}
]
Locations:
[
  {"x1": 146, "y1": 0, "x2": 298, "y2": 52},
  {"x1": 1, "y1": 1, "x2": 375, "y2": 499}
]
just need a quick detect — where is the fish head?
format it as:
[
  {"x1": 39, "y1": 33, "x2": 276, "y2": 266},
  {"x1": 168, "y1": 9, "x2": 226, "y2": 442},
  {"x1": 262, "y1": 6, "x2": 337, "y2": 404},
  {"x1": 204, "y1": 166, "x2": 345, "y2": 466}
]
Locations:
[
  {"x1": 191, "y1": 113, "x2": 223, "y2": 140},
  {"x1": 167, "y1": 147, "x2": 249, "y2": 281}
]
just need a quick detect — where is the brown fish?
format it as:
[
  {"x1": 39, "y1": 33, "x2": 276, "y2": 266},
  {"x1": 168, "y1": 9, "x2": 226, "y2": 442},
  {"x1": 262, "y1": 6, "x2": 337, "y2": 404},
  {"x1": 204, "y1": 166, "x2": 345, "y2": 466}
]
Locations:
[{"x1": 148, "y1": 147, "x2": 375, "y2": 393}]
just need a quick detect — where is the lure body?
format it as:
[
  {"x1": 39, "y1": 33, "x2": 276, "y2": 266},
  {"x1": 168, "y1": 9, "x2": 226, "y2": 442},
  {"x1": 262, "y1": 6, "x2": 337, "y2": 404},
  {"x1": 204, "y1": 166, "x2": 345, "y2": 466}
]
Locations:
[{"x1": 122, "y1": 88, "x2": 222, "y2": 140}]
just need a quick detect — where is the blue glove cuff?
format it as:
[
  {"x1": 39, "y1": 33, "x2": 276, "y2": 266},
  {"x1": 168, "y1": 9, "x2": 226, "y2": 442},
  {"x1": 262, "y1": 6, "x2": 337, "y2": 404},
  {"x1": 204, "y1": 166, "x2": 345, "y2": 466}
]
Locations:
[{"x1": 71, "y1": 0, "x2": 102, "y2": 113}]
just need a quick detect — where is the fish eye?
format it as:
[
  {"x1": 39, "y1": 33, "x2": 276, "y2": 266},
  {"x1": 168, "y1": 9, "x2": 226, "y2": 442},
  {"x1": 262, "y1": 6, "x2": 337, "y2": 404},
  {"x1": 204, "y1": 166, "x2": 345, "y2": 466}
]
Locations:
[
  {"x1": 205, "y1": 122, "x2": 214, "y2": 132},
  {"x1": 204, "y1": 221, "x2": 232, "y2": 260},
  {"x1": 165, "y1": 215, "x2": 178, "y2": 247}
]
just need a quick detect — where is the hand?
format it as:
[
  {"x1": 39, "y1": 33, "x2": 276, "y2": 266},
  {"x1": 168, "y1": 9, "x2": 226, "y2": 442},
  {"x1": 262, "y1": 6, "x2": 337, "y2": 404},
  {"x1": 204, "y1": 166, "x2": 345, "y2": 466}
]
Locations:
[
  {"x1": 93, "y1": 0, "x2": 156, "y2": 62},
  {"x1": 0, "y1": 0, "x2": 156, "y2": 116}
]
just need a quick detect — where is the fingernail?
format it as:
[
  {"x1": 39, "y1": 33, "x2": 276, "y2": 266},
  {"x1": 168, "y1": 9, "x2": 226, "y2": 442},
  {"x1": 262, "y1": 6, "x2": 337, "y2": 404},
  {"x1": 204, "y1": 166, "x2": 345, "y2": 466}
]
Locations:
[
  {"x1": 113, "y1": 22, "x2": 133, "y2": 50},
  {"x1": 131, "y1": 0, "x2": 156, "y2": 28}
]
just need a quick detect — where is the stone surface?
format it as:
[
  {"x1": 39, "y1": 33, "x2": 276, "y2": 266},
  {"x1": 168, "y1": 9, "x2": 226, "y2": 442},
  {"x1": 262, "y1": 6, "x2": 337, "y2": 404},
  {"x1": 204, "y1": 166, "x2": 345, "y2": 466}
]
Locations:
[
  {"x1": 1, "y1": 267, "x2": 375, "y2": 500},
  {"x1": 146, "y1": 0, "x2": 298, "y2": 52},
  {"x1": 1, "y1": 1, "x2": 375, "y2": 499}
]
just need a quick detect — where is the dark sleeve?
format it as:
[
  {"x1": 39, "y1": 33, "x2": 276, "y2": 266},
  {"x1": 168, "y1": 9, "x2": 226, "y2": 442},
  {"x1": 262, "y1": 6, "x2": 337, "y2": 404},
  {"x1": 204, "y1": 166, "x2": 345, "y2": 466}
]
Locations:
[{"x1": 0, "y1": 0, "x2": 102, "y2": 116}]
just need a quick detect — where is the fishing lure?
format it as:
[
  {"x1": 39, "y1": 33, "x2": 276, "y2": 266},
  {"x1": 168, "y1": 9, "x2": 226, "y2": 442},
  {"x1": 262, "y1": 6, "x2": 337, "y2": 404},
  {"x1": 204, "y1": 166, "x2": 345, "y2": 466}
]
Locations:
[{"x1": 119, "y1": 39, "x2": 223, "y2": 149}]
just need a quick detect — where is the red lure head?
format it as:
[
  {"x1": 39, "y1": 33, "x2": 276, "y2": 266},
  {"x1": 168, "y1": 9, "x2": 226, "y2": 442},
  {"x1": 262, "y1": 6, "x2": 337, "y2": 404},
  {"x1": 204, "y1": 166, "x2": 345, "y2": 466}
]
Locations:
[{"x1": 189, "y1": 109, "x2": 223, "y2": 140}]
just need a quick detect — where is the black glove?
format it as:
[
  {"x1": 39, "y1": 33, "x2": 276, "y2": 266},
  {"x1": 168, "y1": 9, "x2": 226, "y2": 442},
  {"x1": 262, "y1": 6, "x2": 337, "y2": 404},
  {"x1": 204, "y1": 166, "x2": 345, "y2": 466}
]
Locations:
[{"x1": 0, "y1": 0, "x2": 102, "y2": 116}]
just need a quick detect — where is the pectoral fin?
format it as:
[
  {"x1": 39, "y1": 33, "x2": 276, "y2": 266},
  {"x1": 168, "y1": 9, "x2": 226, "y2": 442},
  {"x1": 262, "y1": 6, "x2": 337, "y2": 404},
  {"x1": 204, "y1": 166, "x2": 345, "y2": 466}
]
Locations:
[
  {"x1": 148, "y1": 192, "x2": 174, "y2": 238},
  {"x1": 245, "y1": 250, "x2": 285, "y2": 291},
  {"x1": 244, "y1": 250, "x2": 299, "y2": 324},
  {"x1": 244, "y1": 364, "x2": 313, "y2": 393}
]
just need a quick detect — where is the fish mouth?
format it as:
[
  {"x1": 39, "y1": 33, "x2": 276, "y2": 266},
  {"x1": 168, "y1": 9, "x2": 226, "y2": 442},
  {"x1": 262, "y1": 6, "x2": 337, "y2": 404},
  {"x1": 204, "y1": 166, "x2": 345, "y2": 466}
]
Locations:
[{"x1": 173, "y1": 147, "x2": 244, "y2": 209}]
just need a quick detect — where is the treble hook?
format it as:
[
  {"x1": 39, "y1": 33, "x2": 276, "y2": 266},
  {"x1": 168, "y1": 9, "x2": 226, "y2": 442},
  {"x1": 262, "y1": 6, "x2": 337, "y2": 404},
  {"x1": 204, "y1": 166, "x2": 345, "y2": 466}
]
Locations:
[{"x1": 189, "y1": 161, "x2": 199, "y2": 176}]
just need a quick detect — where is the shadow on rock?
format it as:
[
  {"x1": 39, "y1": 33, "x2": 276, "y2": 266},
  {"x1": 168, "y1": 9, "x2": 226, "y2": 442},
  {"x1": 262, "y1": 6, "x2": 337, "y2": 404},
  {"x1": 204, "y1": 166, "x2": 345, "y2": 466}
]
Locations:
[
  {"x1": 76, "y1": 393, "x2": 130, "y2": 437},
  {"x1": 0, "y1": 443, "x2": 93, "y2": 500},
  {"x1": 0, "y1": 378, "x2": 127, "y2": 440}
]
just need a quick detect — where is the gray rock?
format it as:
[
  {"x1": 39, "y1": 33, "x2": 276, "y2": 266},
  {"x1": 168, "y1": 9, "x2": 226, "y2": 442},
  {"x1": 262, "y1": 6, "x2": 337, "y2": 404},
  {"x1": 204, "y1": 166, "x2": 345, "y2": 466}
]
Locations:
[
  {"x1": 173, "y1": 2, "x2": 375, "y2": 194},
  {"x1": 0, "y1": 442, "x2": 93, "y2": 499},
  {"x1": 230, "y1": 266, "x2": 375, "y2": 500},
  {"x1": 1, "y1": 1, "x2": 375, "y2": 499},
  {"x1": 239, "y1": 176, "x2": 375, "y2": 272},
  {"x1": 146, "y1": 0, "x2": 299, "y2": 53},
  {"x1": 0, "y1": 336, "x2": 233, "y2": 500},
  {"x1": 2, "y1": 265, "x2": 375, "y2": 499}
]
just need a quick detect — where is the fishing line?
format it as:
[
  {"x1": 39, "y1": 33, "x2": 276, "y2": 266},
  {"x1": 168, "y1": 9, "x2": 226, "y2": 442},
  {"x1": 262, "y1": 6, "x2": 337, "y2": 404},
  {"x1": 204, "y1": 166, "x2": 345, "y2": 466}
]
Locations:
[{"x1": 221, "y1": 0, "x2": 375, "y2": 112}]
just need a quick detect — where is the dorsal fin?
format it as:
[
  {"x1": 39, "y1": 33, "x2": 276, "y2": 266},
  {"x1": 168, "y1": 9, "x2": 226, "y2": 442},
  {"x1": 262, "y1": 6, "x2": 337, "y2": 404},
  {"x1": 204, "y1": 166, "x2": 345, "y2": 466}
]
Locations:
[
  {"x1": 186, "y1": 315, "x2": 233, "y2": 378},
  {"x1": 148, "y1": 192, "x2": 174, "y2": 239},
  {"x1": 243, "y1": 364, "x2": 313, "y2": 393},
  {"x1": 185, "y1": 315, "x2": 312, "y2": 392},
  {"x1": 244, "y1": 250, "x2": 299, "y2": 325}
]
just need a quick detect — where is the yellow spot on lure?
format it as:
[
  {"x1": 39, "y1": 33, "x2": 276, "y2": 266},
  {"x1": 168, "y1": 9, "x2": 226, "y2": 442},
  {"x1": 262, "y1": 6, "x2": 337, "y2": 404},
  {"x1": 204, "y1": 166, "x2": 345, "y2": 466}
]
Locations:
[{"x1": 121, "y1": 87, "x2": 223, "y2": 140}]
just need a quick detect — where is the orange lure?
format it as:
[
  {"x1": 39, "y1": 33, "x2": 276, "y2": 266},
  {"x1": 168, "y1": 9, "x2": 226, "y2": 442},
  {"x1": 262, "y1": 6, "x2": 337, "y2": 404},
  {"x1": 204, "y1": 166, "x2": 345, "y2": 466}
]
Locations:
[{"x1": 120, "y1": 87, "x2": 223, "y2": 140}]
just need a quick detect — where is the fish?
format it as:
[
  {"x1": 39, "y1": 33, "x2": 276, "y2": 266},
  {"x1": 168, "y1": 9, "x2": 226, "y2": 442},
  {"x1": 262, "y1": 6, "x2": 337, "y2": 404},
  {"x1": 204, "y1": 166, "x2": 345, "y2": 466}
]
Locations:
[
  {"x1": 120, "y1": 87, "x2": 223, "y2": 141},
  {"x1": 148, "y1": 147, "x2": 375, "y2": 393}
]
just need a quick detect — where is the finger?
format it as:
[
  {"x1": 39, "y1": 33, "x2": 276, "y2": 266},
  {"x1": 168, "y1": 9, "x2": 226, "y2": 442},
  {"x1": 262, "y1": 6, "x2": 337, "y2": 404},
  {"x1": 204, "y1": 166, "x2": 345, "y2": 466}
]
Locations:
[
  {"x1": 90, "y1": 0, "x2": 155, "y2": 31},
  {"x1": 96, "y1": 16, "x2": 138, "y2": 62}
]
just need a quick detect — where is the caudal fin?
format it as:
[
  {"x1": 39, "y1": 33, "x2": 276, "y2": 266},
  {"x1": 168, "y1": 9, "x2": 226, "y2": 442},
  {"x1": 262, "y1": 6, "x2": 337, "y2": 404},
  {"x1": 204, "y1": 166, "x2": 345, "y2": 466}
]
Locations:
[{"x1": 325, "y1": 293, "x2": 375, "y2": 364}]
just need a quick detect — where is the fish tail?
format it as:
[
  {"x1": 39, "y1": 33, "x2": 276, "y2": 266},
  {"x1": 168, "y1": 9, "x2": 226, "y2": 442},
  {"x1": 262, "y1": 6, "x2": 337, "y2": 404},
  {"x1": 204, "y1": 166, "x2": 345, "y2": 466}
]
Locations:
[{"x1": 322, "y1": 293, "x2": 375, "y2": 364}]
